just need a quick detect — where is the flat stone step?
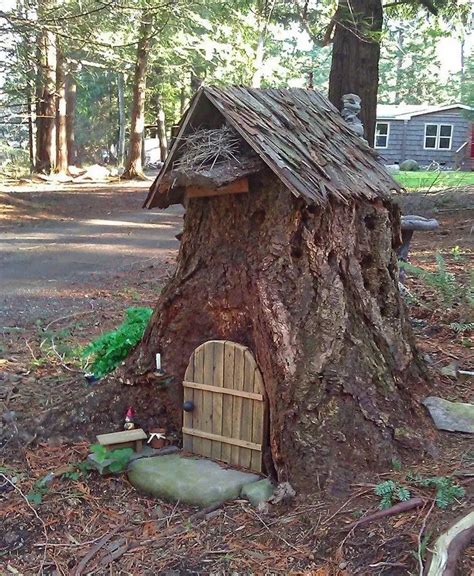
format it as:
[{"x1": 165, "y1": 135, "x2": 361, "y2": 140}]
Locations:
[
  {"x1": 423, "y1": 397, "x2": 474, "y2": 434},
  {"x1": 128, "y1": 453, "x2": 261, "y2": 507}
]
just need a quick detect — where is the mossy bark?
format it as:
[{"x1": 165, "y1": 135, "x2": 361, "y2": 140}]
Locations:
[{"x1": 123, "y1": 170, "x2": 434, "y2": 491}]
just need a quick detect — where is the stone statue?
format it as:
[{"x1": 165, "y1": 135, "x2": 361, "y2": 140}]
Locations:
[{"x1": 341, "y1": 93, "x2": 365, "y2": 138}]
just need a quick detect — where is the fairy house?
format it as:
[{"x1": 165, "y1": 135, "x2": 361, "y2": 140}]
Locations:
[{"x1": 131, "y1": 87, "x2": 432, "y2": 490}]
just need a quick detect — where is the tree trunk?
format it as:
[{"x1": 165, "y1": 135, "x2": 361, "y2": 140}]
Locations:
[
  {"x1": 56, "y1": 49, "x2": 68, "y2": 174},
  {"x1": 394, "y1": 28, "x2": 404, "y2": 104},
  {"x1": 252, "y1": 32, "x2": 266, "y2": 88},
  {"x1": 191, "y1": 72, "x2": 203, "y2": 94},
  {"x1": 156, "y1": 93, "x2": 168, "y2": 162},
  {"x1": 180, "y1": 85, "x2": 188, "y2": 115},
  {"x1": 117, "y1": 72, "x2": 126, "y2": 166},
  {"x1": 65, "y1": 71, "x2": 77, "y2": 166},
  {"x1": 35, "y1": 0, "x2": 57, "y2": 173},
  {"x1": 122, "y1": 13, "x2": 153, "y2": 180},
  {"x1": 328, "y1": 0, "x2": 383, "y2": 147},
  {"x1": 27, "y1": 88, "x2": 36, "y2": 171},
  {"x1": 122, "y1": 173, "x2": 434, "y2": 492}
]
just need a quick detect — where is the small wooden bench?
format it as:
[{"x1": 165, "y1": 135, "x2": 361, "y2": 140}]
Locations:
[{"x1": 96, "y1": 429, "x2": 147, "y2": 452}]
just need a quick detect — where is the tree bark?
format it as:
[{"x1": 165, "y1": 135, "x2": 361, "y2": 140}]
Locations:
[
  {"x1": 117, "y1": 72, "x2": 126, "y2": 166},
  {"x1": 65, "y1": 71, "x2": 77, "y2": 166},
  {"x1": 328, "y1": 0, "x2": 383, "y2": 147},
  {"x1": 394, "y1": 28, "x2": 404, "y2": 104},
  {"x1": 180, "y1": 85, "x2": 188, "y2": 116},
  {"x1": 35, "y1": 0, "x2": 57, "y2": 173},
  {"x1": 27, "y1": 88, "x2": 36, "y2": 171},
  {"x1": 156, "y1": 93, "x2": 168, "y2": 162},
  {"x1": 122, "y1": 12, "x2": 153, "y2": 180},
  {"x1": 56, "y1": 49, "x2": 68, "y2": 174},
  {"x1": 122, "y1": 172, "x2": 435, "y2": 492}
]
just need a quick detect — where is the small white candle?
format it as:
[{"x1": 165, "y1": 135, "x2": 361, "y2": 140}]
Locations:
[{"x1": 156, "y1": 353, "x2": 161, "y2": 370}]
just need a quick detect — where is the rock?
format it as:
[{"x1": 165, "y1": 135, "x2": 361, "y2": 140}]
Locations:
[
  {"x1": 423, "y1": 397, "x2": 474, "y2": 433},
  {"x1": 128, "y1": 454, "x2": 260, "y2": 507},
  {"x1": 241, "y1": 478, "x2": 274, "y2": 507},
  {"x1": 74, "y1": 164, "x2": 110, "y2": 182},
  {"x1": 269, "y1": 481, "x2": 296, "y2": 504},
  {"x1": 385, "y1": 164, "x2": 400, "y2": 173},
  {"x1": 399, "y1": 159, "x2": 419, "y2": 171}
]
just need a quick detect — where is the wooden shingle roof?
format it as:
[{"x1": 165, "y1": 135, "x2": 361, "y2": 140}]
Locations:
[{"x1": 145, "y1": 86, "x2": 399, "y2": 209}]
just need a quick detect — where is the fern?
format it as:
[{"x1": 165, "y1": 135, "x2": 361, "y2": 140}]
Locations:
[
  {"x1": 450, "y1": 322, "x2": 474, "y2": 333},
  {"x1": 375, "y1": 475, "x2": 464, "y2": 511},
  {"x1": 408, "y1": 474, "x2": 465, "y2": 509},
  {"x1": 374, "y1": 480, "x2": 411, "y2": 510},
  {"x1": 82, "y1": 307, "x2": 153, "y2": 377},
  {"x1": 400, "y1": 253, "x2": 459, "y2": 306}
]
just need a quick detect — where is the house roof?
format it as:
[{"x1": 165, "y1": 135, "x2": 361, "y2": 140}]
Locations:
[
  {"x1": 145, "y1": 86, "x2": 399, "y2": 209},
  {"x1": 377, "y1": 103, "x2": 472, "y2": 120}
]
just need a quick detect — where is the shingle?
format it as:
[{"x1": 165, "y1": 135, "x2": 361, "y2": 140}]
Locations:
[{"x1": 145, "y1": 86, "x2": 401, "y2": 209}]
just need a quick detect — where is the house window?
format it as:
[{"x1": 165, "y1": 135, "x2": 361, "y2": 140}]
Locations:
[
  {"x1": 424, "y1": 124, "x2": 453, "y2": 150},
  {"x1": 375, "y1": 122, "x2": 389, "y2": 148}
]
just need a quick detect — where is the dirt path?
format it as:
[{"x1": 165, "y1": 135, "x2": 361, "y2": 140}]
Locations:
[{"x1": 0, "y1": 181, "x2": 183, "y2": 326}]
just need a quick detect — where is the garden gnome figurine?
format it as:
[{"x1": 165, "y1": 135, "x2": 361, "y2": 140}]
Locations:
[
  {"x1": 123, "y1": 406, "x2": 136, "y2": 430},
  {"x1": 341, "y1": 94, "x2": 365, "y2": 138}
]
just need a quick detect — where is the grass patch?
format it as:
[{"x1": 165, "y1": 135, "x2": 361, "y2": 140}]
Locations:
[{"x1": 394, "y1": 170, "x2": 474, "y2": 191}]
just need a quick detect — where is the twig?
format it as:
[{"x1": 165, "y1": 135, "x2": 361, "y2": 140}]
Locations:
[
  {"x1": 245, "y1": 506, "x2": 303, "y2": 553},
  {"x1": 418, "y1": 500, "x2": 436, "y2": 576},
  {"x1": 166, "y1": 499, "x2": 180, "y2": 528},
  {"x1": 321, "y1": 489, "x2": 373, "y2": 526},
  {"x1": 189, "y1": 502, "x2": 223, "y2": 523},
  {"x1": 24, "y1": 339, "x2": 39, "y2": 362},
  {"x1": 347, "y1": 497, "x2": 425, "y2": 530},
  {"x1": 73, "y1": 524, "x2": 123, "y2": 576},
  {"x1": 44, "y1": 309, "x2": 95, "y2": 330},
  {"x1": 0, "y1": 473, "x2": 48, "y2": 575}
]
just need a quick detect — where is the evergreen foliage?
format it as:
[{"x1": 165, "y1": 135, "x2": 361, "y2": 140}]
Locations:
[{"x1": 82, "y1": 307, "x2": 153, "y2": 377}]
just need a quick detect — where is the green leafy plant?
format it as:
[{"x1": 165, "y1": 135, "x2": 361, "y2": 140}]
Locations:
[
  {"x1": 450, "y1": 322, "x2": 474, "y2": 334},
  {"x1": 61, "y1": 460, "x2": 93, "y2": 481},
  {"x1": 400, "y1": 253, "x2": 462, "y2": 306},
  {"x1": 82, "y1": 307, "x2": 153, "y2": 376},
  {"x1": 375, "y1": 473, "x2": 465, "y2": 510},
  {"x1": 26, "y1": 476, "x2": 52, "y2": 506},
  {"x1": 89, "y1": 444, "x2": 134, "y2": 473},
  {"x1": 450, "y1": 245, "x2": 463, "y2": 261},
  {"x1": 391, "y1": 457, "x2": 402, "y2": 472},
  {"x1": 374, "y1": 480, "x2": 411, "y2": 509},
  {"x1": 409, "y1": 475, "x2": 465, "y2": 509}
]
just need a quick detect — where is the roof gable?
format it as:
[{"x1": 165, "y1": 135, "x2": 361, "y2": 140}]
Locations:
[
  {"x1": 377, "y1": 103, "x2": 472, "y2": 120},
  {"x1": 145, "y1": 86, "x2": 399, "y2": 209}
]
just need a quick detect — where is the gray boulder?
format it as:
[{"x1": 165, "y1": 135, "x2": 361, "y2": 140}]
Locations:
[
  {"x1": 423, "y1": 397, "x2": 474, "y2": 433},
  {"x1": 399, "y1": 159, "x2": 420, "y2": 171},
  {"x1": 128, "y1": 454, "x2": 260, "y2": 507}
]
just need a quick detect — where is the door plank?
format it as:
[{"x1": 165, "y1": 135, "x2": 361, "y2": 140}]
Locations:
[
  {"x1": 239, "y1": 350, "x2": 255, "y2": 469},
  {"x1": 230, "y1": 346, "x2": 245, "y2": 466},
  {"x1": 182, "y1": 427, "x2": 262, "y2": 451},
  {"x1": 191, "y1": 345, "x2": 205, "y2": 456},
  {"x1": 183, "y1": 381, "x2": 263, "y2": 400},
  {"x1": 183, "y1": 356, "x2": 194, "y2": 452},
  {"x1": 211, "y1": 342, "x2": 224, "y2": 460},
  {"x1": 221, "y1": 342, "x2": 234, "y2": 464},
  {"x1": 201, "y1": 342, "x2": 214, "y2": 457},
  {"x1": 251, "y1": 367, "x2": 265, "y2": 472}
]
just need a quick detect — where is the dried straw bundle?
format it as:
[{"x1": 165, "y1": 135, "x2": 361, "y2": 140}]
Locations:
[{"x1": 174, "y1": 126, "x2": 242, "y2": 171}]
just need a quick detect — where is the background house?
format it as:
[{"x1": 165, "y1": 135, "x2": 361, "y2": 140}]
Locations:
[{"x1": 375, "y1": 104, "x2": 473, "y2": 170}]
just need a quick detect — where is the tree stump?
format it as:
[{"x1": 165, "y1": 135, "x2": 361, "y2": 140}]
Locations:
[{"x1": 122, "y1": 171, "x2": 435, "y2": 491}]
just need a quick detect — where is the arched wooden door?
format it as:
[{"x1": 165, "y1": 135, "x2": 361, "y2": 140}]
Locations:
[{"x1": 182, "y1": 340, "x2": 265, "y2": 473}]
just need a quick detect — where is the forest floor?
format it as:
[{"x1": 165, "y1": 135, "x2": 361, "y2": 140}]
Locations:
[{"x1": 0, "y1": 182, "x2": 473, "y2": 575}]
